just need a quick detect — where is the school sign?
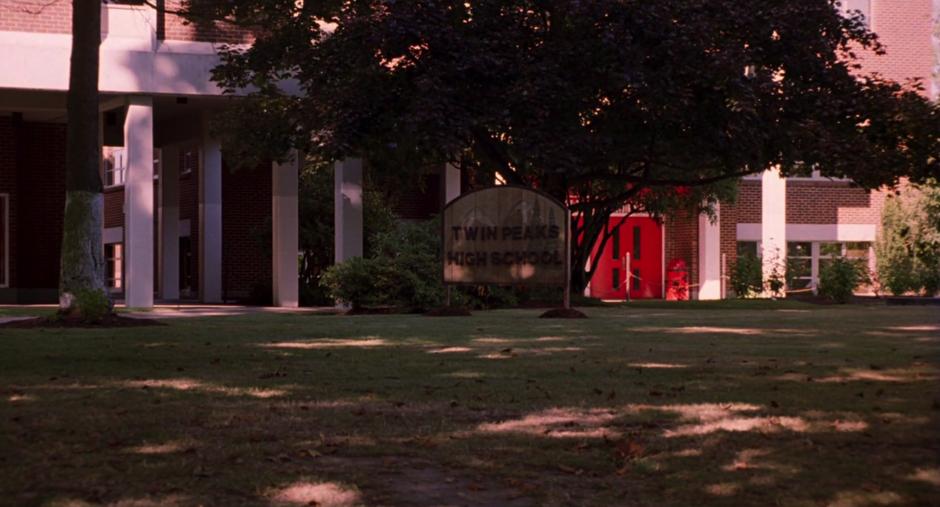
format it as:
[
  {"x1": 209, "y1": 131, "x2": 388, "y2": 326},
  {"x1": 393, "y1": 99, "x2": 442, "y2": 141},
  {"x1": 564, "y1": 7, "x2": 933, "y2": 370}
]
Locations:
[{"x1": 442, "y1": 187, "x2": 570, "y2": 286}]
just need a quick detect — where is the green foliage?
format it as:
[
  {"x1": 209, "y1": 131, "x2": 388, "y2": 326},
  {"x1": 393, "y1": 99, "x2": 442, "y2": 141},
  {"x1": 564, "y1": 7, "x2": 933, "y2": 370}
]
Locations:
[
  {"x1": 299, "y1": 160, "x2": 398, "y2": 306},
  {"x1": 67, "y1": 288, "x2": 111, "y2": 323},
  {"x1": 320, "y1": 257, "x2": 389, "y2": 310},
  {"x1": 730, "y1": 254, "x2": 763, "y2": 298},
  {"x1": 192, "y1": 0, "x2": 940, "y2": 292},
  {"x1": 818, "y1": 258, "x2": 867, "y2": 304},
  {"x1": 876, "y1": 185, "x2": 940, "y2": 296},
  {"x1": 321, "y1": 220, "x2": 445, "y2": 311}
]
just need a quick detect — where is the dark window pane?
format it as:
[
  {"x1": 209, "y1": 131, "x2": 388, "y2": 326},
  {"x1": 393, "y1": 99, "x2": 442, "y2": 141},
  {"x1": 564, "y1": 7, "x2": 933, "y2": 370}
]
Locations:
[
  {"x1": 789, "y1": 278, "x2": 812, "y2": 290},
  {"x1": 612, "y1": 268, "x2": 620, "y2": 289},
  {"x1": 820, "y1": 242, "x2": 842, "y2": 257},
  {"x1": 845, "y1": 242, "x2": 870, "y2": 259},
  {"x1": 633, "y1": 226, "x2": 642, "y2": 260},
  {"x1": 737, "y1": 241, "x2": 758, "y2": 258},
  {"x1": 788, "y1": 258, "x2": 811, "y2": 277},
  {"x1": 632, "y1": 269, "x2": 641, "y2": 291},
  {"x1": 787, "y1": 242, "x2": 811, "y2": 258}
]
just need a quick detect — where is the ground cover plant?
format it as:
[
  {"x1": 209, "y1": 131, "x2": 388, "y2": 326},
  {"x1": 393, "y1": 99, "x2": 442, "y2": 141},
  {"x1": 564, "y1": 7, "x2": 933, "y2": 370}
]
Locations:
[{"x1": 1, "y1": 301, "x2": 938, "y2": 506}]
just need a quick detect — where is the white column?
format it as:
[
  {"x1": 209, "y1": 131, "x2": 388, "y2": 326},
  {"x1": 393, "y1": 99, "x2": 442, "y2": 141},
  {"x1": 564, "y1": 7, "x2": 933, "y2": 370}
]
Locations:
[
  {"x1": 761, "y1": 167, "x2": 787, "y2": 294},
  {"x1": 334, "y1": 158, "x2": 363, "y2": 263},
  {"x1": 199, "y1": 116, "x2": 223, "y2": 303},
  {"x1": 159, "y1": 145, "x2": 180, "y2": 300},
  {"x1": 123, "y1": 96, "x2": 154, "y2": 309},
  {"x1": 444, "y1": 162, "x2": 461, "y2": 205},
  {"x1": 273, "y1": 152, "x2": 300, "y2": 307},
  {"x1": 698, "y1": 203, "x2": 722, "y2": 300}
]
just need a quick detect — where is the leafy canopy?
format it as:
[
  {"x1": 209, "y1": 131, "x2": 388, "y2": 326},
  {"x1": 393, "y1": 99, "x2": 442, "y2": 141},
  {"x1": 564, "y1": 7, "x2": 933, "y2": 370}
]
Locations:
[{"x1": 183, "y1": 0, "x2": 940, "y2": 288}]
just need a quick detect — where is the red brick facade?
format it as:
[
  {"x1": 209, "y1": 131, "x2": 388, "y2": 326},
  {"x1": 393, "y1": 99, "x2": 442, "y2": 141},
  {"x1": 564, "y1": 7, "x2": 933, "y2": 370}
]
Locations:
[
  {"x1": 664, "y1": 210, "x2": 698, "y2": 295},
  {"x1": 858, "y1": 0, "x2": 935, "y2": 89},
  {"x1": 0, "y1": 2, "x2": 72, "y2": 34},
  {"x1": 0, "y1": 117, "x2": 66, "y2": 301},
  {"x1": 785, "y1": 181, "x2": 886, "y2": 225},
  {"x1": 0, "y1": 3, "x2": 251, "y2": 44},
  {"x1": 222, "y1": 162, "x2": 272, "y2": 301}
]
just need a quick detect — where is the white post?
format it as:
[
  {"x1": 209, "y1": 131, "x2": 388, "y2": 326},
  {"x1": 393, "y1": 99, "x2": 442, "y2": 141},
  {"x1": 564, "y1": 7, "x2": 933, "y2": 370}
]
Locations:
[
  {"x1": 123, "y1": 96, "x2": 154, "y2": 309},
  {"x1": 272, "y1": 152, "x2": 300, "y2": 307},
  {"x1": 334, "y1": 158, "x2": 363, "y2": 263},
  {"x1": 761, "y1": 167, "x2": 787, "y2": 296},
  {"x1": 698, "y1": 203, "x2": 722, "y2": 300},
  {"x1": 444, "y1": 162, "x2": 461, "y2": 205},
  {"x1": 199, "y1": 116, "x2": 223, "y2": 303},
  {"x1": 159, "y1": 145, "x2": 180, "y2": 300}
]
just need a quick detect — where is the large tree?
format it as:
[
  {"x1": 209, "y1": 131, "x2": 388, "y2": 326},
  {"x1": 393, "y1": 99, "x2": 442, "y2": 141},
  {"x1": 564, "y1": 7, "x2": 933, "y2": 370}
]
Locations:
[
  {"x1": 59, "y1": 0, "x2": 106, "y2": 318},
  {"x1": 189, "y1": 0, "x2": 940, "y2": 291}
]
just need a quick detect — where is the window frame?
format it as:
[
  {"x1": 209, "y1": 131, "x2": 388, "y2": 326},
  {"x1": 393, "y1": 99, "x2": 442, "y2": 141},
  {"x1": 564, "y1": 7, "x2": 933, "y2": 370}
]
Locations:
[
  {"x1": 105, "y1": 242, "x2": 124, "y2": 291},
  {"x1": 103, "y1": 147, "x2": 127, "y2": 188}
]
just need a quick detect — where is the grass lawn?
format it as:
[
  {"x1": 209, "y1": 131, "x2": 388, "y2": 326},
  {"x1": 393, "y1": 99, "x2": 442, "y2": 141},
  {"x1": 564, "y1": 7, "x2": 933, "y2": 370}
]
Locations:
[{"x1": 1, "y1": 301, "x2": 938, "y2": 506}]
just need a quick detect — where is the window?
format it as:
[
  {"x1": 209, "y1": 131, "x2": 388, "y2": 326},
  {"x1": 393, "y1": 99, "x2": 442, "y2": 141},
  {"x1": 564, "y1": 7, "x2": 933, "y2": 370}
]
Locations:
[
  {"x1": 737, "y1": 241, "x2": 759, "y2": 259},
  {"x1": 786, "y1": 242, "x2": 813, "y2": 290},
  {"x1": 181, "y1": 147, "x2": 199, "y2": 176},
  {"x1": 105, "y1": 243, "x2": 123, "y2": 290},
  {"x1": 787, "y1": 241, "x2": 872, "y2": 293},
  {"x1": 179, "y1": 237, "x2": 194, "y2": 294},
  {"x1": 103, "y1": 147, "x2": 126, "y2": 187},
  {"x1": 611, "y1": 225, "x2": 620, "y2": 259},
  {"x1": 632, "y1": 269, "x2": 641, "y2": 291},
  {"x1": 612, "y1": 268, "x2": 620, "y2": 290},
  {"x1": 0, "y1": 194, "x2": 8, "y2": 288},
  {"x1": 632, "y1": 226, "x2": 642, "y2": 260}
]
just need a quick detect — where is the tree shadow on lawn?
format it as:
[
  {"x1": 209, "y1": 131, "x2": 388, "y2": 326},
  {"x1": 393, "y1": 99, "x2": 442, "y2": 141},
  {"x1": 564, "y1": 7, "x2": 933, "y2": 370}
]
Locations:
[{"x1": 1, "y1": 309, "x2": 938, "y2": 506}]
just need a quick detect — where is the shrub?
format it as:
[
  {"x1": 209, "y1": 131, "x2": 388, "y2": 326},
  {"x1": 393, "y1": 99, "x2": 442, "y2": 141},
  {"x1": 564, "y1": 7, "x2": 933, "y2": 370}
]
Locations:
[
  {"x1": 322, "y1": 220, "x2": 446, "y2": 311},
  {"x1": 876, "y1": 185, "x2": 940, "y2": 296},
  {"x1": 730, "y1": 254, "x2": 762, "y2": 298},
  {"x1": 62, "y1": 288, "x2": 112, "y2": 323},
  {"x1": 818, "y1": 257, "x2": 867, "y2": 303},
  {"x1": 320, "y1": 257, "x2": 392, "y2": 310}
]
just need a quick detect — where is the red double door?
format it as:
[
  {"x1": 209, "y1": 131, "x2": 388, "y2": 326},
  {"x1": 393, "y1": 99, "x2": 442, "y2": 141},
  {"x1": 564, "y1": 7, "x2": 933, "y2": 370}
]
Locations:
[{"x1": 589, "y1": 216, "x2": 663, "y2": 300}]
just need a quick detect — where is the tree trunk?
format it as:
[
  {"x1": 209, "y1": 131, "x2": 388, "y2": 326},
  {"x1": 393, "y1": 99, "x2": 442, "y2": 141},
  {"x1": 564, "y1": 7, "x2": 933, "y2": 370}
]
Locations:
[{"x1": 59, "y1": 0, "x2": 106, "y2": 316}]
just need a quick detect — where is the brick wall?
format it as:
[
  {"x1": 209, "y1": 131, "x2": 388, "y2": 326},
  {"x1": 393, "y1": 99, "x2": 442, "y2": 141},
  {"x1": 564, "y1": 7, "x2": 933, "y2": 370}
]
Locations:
[
  {"x1": 222, "y1": 161, "x2": 271, "y2": 301},
  {"x1": 104, "y1": 187, "x2": 124, "y2": 228},
  {"x1": 785, "y1": 181, "x2": 885, "y2": 225},
  {"x1": 858, "y1": 0, "x2": 935, "y2": 91},
  {"x1": 0, "y1": 2, "x2": 72, "y2": 34},
  {"x1": 161, "y1": 2, "x2": 253, "y2": 44},
  {"x1": 14, "y1": 121, "x2": 66, "y2": 290},
  {"x1": 664, "y1": 210, "x2": 698, "y2": 297},
  {"x1": 0, "y1": 2, "x2": 251, "y2": 44}
]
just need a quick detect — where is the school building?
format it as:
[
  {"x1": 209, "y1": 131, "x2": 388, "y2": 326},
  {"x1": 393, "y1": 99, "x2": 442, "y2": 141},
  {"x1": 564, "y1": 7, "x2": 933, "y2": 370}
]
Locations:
[{"x1": 0, "y1": 1, "x2": 936, "y2": 307}]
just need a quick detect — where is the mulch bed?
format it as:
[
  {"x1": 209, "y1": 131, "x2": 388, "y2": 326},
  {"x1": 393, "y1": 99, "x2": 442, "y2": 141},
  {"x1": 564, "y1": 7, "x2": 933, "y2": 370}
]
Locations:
[
  {"x1": 0, "y1": 314, "x2": 164, "y2": 329},
  {"x1": 539, "y1": 308, "x2": 588, "y2": 319}
]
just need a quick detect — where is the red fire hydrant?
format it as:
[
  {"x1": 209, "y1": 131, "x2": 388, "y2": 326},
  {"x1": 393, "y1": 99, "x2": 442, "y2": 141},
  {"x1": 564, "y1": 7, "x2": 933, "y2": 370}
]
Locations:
[{"x1": 666, "y1": 259, "x2": 689, "y2": 301}]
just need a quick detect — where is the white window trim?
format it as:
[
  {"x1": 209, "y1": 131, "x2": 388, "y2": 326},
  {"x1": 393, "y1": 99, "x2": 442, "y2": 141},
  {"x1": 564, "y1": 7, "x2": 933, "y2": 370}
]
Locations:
[
  {"x1": 104, "y1": 148, "x2": 127, "y2": 188},
  {"x1": 0, "y1": 193, "x2": 8, "y2": 288}
]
